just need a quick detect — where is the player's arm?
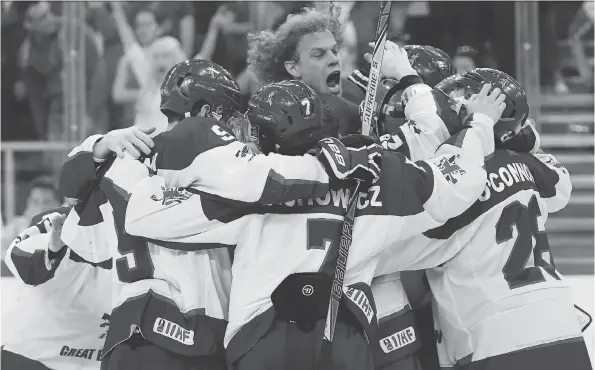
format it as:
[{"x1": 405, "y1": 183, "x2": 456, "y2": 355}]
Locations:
[
  {"x1": 381, "y1": 83, "x2": 453, "y2": 161},
  {"x1": 124, "y1": 174, "x2": 248, "y2": 247},
  {"x1": 156, "y1": 118, "x2": 332, "y2": 204},
  {"x1": 524, "y1": 151, "x2": 572, "y2": 213},
  {"x1": 59, "y1": 127, "x2": 155, "y2": 201},
  {"x1": 384, "y1": 112, "x2": 493, "y2": 228},
  {"x1": 5, "y1": 212, "x2": 70, "y2": 286},
  {"x1": 59, "y1": 134, "x2": 106, "y2": 201}
]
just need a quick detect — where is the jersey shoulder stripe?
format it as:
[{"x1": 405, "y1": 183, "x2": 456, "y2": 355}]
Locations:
[{"x1": 152, "y1": 116, "x2": 238, "y2": 171}]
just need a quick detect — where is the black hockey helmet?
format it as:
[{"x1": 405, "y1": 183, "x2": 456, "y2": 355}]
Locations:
[
  {"x1": 371, "y1": 46, "x2": 455, "y2": 135},
  {"x1": 433, "y1": 68, "x2": 529, "y2": 143},
  {"x1": 246, "y1": 80, "x2": 332, "y2": 155},
  {"x1": 160, "y1": 59, "x2": 242, "y2": 121},
  {"x1": 404, "y1": 45, "x2": 455, "y2": 88}
]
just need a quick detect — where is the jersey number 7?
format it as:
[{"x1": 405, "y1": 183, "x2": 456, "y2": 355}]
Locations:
[{"x1": 496, "y1": 194, "x2": 560, "y2": 290}]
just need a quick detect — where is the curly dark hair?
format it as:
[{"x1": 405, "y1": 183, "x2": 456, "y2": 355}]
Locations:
[{"x1": 247, "y1": 5, "x2": 345, "y2": 85}]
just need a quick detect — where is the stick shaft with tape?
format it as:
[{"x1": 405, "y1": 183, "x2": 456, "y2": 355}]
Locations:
[{"x1": 361, "y1": 1, "x2": 393, "y2": 137}]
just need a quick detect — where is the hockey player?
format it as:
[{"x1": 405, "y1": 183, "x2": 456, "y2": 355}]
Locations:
[
  {"x1": 2, "y1": 207, "x2": 111, "y2": 370},
  {"x1": 342, "y1": 41, "x2": 458, "y2": 370},
  {"x1": 376, "y1": 69, "x2": 592, "y2": 370},
  {"x1": 247, "y1": 5, "x2": 363, "y2": 136},
  {"x1": 59, "y1": 59, "x2": 380, "y2": 370},
  {"x1": 123, "y1": 79, "x2": 505, "y2": 369}
]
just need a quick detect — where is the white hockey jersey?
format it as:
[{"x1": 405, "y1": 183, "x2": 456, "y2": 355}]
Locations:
[
  {"x1": 124, "y1": 112, "x2": 495, "y2": 364},
  {"x1": 3, "y1": 208, "x2": 111, "y2": 370},
  {"x1": 376, "y1": 150, "x2": 581, "y2": 365},
  {"x1": 369, "y1": 83, "x2": 454, "y2": 365},
  {"x1": 58, "y1": 116, "x2": 332, "y2": 358}
]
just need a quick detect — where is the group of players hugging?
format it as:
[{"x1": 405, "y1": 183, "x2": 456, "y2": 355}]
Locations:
[{"x1": 2, "y1": 6, "x2": 592, "y2": 370}]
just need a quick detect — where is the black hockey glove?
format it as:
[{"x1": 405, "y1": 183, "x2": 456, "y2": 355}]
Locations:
[
  {"x1": 496, "y1": 118, "x2": 540, "y2": 154},
  {"x1": 315, "y1": 135, "x2": 382, "y2": 185}
]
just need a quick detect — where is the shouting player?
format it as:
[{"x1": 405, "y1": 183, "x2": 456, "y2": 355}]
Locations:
[
  {"x1": 247, "y1": 5, "x2": 363, "y2": 136},
  {"x1": 376, "y1": 69, "x2": 592, "y2": 370},
  {"x1": 59, "y1": 59, "x2": 379, "y2": 370},
  {"x1": 3, "y1": 207, "x2": 111, "y2": 370},
  {"x1": 122, "y1": 77, "x2": 505, "y2": 369}
]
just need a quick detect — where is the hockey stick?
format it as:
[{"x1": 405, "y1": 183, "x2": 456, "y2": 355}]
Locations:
[
  {"x1": 322, "y1": 179, "x2": 362, "y2": 344},
  {"x1": 360, "y1": 1, "x2": 393, "y2": 137},
  {"x1": 318, "y1": 2, "x2": 392, "y2": 364}
]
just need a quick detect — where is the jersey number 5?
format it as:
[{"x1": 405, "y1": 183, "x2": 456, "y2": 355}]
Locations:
[
  {"x1": 495, "y1": 194, "x2": 560, "y2": 289},
  {"x1": 115, "y1": 233, "x2": 155, "y2": 283}
]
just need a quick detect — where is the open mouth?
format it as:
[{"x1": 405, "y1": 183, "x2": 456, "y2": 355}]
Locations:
[{"x1": 325, "y1": 71, "x2": 341, "y2": 94}]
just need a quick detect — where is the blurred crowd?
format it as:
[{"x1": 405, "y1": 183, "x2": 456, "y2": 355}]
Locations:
[
  {"x1": 0, "y1": 1, "x2": 593, "y2": 249},
  {"x1": 2, "y1": 1, "x2": 593, "y2": 143}
]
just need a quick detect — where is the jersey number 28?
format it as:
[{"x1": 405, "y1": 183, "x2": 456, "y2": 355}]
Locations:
[{"x1": 495, "y1": 194, "x2": 560, "y2": 289}]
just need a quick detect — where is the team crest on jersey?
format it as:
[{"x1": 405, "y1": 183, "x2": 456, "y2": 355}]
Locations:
[
  {"x1": 541, "y1": 155, "x2": 565, "y2": 171},
  {"x1": 406, "y1": 119, "x2": 423, "y2": 135},
  {"x1": 153, "y1": 317, "x2": 194, "y2": 345},
  {"x1": 150, "y1": 187, "x2": 193, "y2": 206},
  {"x1": 434, "y1": 154, "x2": 466, "y2": 184}
]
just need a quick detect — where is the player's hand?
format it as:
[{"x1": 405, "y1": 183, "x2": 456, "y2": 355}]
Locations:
[
  {"x1": 47, "y1": 214, "x2": 66, "y2": 253},
  {"x1": 496, "y1": 118, "x2": 540, "y2": 154},
  {"x1": 364, "y1": 40, "x2": 417, "y2": 81},
  {"x1": 464, "y1": 84, "x2": 507, "y2": 124},
  {"x1": 315, "y1": 136, "x2": 382, "y2": 184},
  {"x1": 93, "y1": 126, "x2": 156, "y2": 161}
]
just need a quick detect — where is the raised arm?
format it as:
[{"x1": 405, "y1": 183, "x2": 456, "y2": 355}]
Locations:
[{"x1": 5, "y1": 210, "x2": 71, "y2": 286}]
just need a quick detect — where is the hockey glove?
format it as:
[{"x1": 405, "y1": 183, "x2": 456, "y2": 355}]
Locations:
[
  {"x1": 315, "y1": 136, "x2": 382, "y2": 185},
  {"x1": 496, "y1": 118, "x2": 540, "y2": 154}
]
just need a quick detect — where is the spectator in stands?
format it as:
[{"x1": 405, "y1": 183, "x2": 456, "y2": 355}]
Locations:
[
  {"x1": 213, "y1": 2, "x2": 255, "y2": 77},
  {"x1": 18, "y1": 1, "x2": 107, "y2": 142},
  {"x1": 87, "y1": 1, "x2": 127, "y2": 131},
  {"x1": 568, "y1": 1, "x2": 594, "y2": 87},
  {"x1": 127, "y1": 1, "x2": 196, "y2": 57},
  {"x1": 1, "y1": 177, "x2": 62, "y2": 259},
  {"x1": 111, "y1": 2, "x2": 186, "y2": 132},
  {"x1": 540, "y1": 2, "x2": 570, "y2": 94},
  {"x1": 193, "y1": 5, "x2": 234, "y2": 61},
  {"x1": 139, "y1": 35, "x2": 186, "y2": 131},
  {"x1": 1, "y1": 1, "x2": 35, "y2": 141},
  {"x1": 111, "y1": 2, "x2": 159, "y2": 127},
  {"x1": 453, "y1": 45, "x2": 479, "y2": 74}
]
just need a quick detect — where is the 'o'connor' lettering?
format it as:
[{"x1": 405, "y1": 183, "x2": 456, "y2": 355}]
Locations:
[
  {"x1": 59, "y1": 346, "x2": 103, "y2": 361},
  {"x1": 479, "y1": 162, "x2": 535, "y2": 202}
]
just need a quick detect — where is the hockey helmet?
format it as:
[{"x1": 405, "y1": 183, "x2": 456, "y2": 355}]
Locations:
[
  {"x1": 160, "y1": 59, "x2": 242, "y2": 121},
  {"x1": 246, "y1": 80, "x2": 335, "y2": 155},
  {"x1": 404, "y1": 45, "x2": 455, "y2": 88},
  {"x1": 433, "y1": 68, "x2": 529, "y2": 143},
  {"x1": 373, "y1": 45, "x2": 455, "y2": 135}
]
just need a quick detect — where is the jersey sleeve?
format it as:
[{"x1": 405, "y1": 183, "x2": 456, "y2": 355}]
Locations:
[
  {"x1": 59, "y1": 134, "x2": 105, "y2": 200},
  {"x1": 525, "y1": 152, "x2": 572, "y2": 213},
  {"x1": 378, "y1": 113, "x2": 494, "y2": 256},
  {"x1": 124, "y1": 174, "x2": 248, "y2": 247},
  {"x1": 155, "y1": 118, "x2": 330, "y2": 205},
  {"x1": 395, "y1": 84, "x2": 453, "y2": 161},
  {"x1": 5, "y1": 213, "x2": 70, "y2": 286}
]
